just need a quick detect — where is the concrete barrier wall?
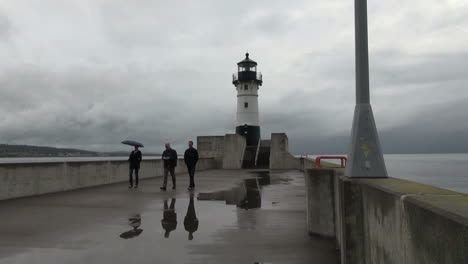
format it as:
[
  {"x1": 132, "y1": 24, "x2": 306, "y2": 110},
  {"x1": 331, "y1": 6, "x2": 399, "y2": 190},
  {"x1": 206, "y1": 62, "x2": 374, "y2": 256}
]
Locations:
[
  {"x1": 270, "y1": 133, "x2": 300, "y2": 169},
  {"x1": 298, "y1": 157, "x2": 315, "y2": 172},
  {"x1": 222, "y1": 134, "x2": 246, "y2": 169},
  {"x1": 0, "y1": 158, "x2": 218, "y2": 201},
  {"x1": 298, "y1": 157, "x2": 345, "y2": 177},
  {"x1": 304, "y1": 169, "x2": 336, "y2": 238},
  {"x1": 305, "y1": 169, "x2": 468, "y2": 264},
  {"x1": 197, "y1": 136, "x2": 225, "y2": 167}
]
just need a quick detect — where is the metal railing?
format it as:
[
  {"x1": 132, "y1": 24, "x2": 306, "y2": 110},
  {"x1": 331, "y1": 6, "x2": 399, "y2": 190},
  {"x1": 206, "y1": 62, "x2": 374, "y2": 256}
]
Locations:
[
  {"x1": 314, "y1": 156, "x2": 347, "y2": 168},
  {"x1": 232, "y1": 72, "x2": 262, "y2": 82},
  {"x1": 254, "y1": 139, "x2": 261, "y2": 167}
]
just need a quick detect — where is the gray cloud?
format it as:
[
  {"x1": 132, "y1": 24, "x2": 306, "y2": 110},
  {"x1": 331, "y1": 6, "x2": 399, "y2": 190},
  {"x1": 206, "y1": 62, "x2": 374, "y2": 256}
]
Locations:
[
  {"x1": 0, "y1": 0, "x2": 467, "y2": 154},
  {"x1": 371, "y1": 51, "x2": 468, "y2": 86},
  {"x1": 0, "y1": 9, "x2": 11, "y2": 40}
]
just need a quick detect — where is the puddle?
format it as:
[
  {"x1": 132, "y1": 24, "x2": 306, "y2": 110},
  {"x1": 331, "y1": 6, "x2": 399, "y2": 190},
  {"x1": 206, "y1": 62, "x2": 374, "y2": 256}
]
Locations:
[
  {"x1": 161, "y1": 198, "x2": 177, "y2": 238},
  {"x1": 116, "y1": 171, "x2": 295, "y2": 243},
  {"x1": 117, "y1": 171, "x2": 278, "y2": 241},
  {"x1": 118, "y1": 194, "x2": 203, "y2": 242},
  {"x1": 119, "y1": 214, "x2": 143, "y2": 239},
  {"x1": 251, "y1": 170, "x2": 271, "y2": 186},
  {"x1": 184, "y1": 195, "x2": 199, "y2": 241},
  {"x1": 197, "y1": 171, "x2": 273, "y2": 210}
]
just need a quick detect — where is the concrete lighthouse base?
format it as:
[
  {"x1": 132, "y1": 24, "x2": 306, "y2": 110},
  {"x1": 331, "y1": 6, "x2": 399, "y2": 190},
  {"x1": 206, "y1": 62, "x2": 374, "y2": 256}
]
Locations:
[{"x1": 235, "y1": 125, "x2": 260, "y2": 146}]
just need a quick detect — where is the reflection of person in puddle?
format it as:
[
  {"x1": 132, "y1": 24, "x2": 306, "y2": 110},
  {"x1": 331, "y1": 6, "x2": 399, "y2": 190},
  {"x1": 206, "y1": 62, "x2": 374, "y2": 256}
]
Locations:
[
  {"x1": 120, "y1": 214, "x2": 143, "y2": 239},
  {"x1": 184, "y1": 194, "x2": 199, "y2": 240},
  {"x1": 161, "y1": 198, "x2": 177, "y2": 238}
]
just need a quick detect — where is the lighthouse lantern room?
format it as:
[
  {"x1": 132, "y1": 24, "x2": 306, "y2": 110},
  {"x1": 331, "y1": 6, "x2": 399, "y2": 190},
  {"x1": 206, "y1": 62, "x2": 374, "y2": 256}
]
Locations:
[{"x1": 232, "y1": 53, "x2": 263, "y2": 146}]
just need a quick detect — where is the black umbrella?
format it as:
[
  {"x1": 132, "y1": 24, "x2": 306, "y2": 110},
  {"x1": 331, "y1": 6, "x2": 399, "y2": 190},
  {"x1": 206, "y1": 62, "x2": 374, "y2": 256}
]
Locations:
[{"x1": 121, "y1": 140, "x2": 144, "y2": 148}]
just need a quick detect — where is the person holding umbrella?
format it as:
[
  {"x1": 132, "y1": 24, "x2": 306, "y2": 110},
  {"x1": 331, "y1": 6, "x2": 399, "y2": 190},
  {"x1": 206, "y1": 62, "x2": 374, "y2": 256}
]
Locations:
[
  {"x1": 128, "y1": 145, "x2": 142, "y2": 188},
  {"x1": 122, "y1": 140, "x2": 144, "y2": 189}
]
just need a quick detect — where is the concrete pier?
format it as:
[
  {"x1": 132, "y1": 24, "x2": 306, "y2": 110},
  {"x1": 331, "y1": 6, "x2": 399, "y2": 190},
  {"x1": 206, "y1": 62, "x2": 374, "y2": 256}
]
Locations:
[
  {"x1": 0, "y1": 169, "x2": 339, "y2": 264},
  {"x1": 1, "y1": 134, "x2": 466, "y2": 263},
  {"x1": 305, "y1": 169, "x2": 468, "y2": 264}
]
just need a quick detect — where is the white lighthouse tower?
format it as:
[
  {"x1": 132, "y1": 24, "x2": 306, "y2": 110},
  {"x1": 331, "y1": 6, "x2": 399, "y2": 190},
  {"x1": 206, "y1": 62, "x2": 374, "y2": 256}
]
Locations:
[{"x1": 232, "y1": 53, "x2": 263, "y2": 146}]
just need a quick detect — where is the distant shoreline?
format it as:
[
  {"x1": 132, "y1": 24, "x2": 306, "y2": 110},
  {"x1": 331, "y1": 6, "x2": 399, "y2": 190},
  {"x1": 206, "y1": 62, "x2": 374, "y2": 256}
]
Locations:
[
  {"x1": 0, "y1": 156, "x2": 163, "y2": 164},
  {"x1": 0, "y1": 143, "x2": 161, "y2": 158},
  {"x1": 0, "y1": 154, "x2": 162, "y2": 158}
]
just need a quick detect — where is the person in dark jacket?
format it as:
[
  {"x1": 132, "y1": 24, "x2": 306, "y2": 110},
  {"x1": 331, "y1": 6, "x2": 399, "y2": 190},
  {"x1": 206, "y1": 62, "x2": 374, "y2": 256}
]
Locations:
[
  {"x1": 184, "y1": 193, "x2": 199, "y2": 241},
  {"x1": 160, "y1": 143, "x2": 178, "y2": 190},
  {"x1": 184, "y1": 141, "x2": 199, "y2": 191},
  {"x1": 128, "y1": 146, "x2": 142, "y2": 188},
  {"x1": 161, "y1": 198, "x2": 177, "y2": 238}
]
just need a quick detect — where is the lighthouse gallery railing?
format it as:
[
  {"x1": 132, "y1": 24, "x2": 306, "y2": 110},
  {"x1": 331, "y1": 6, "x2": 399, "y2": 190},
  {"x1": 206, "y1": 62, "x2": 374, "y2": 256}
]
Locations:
[{"x1": 232, "y1": 72, "x2": 262, "y2": 82}]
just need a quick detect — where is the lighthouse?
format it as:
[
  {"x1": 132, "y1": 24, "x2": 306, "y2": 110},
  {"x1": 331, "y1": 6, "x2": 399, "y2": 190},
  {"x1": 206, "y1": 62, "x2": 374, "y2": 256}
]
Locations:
[{"x1": 232, "y1": 53, "x2": 263, "y2": 146}]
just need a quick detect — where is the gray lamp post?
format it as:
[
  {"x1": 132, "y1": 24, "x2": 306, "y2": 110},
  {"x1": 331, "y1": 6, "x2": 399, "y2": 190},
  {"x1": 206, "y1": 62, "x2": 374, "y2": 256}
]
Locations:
[{"x1": 345, "y1": 0, "x2": 388, "y2": 177}]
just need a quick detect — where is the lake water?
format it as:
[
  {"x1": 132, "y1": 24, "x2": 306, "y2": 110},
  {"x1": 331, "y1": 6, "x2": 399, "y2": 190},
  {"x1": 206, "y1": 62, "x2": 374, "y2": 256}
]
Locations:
[
  {"x1": 309, "y1": 153, "x2": 468, "y2": 194},
  {"x1": 384, "y1": 153, "x2": 468, "y2": 194},
  {"x1": 0, "y1": 154, "x2": 467, "y2": 194}
]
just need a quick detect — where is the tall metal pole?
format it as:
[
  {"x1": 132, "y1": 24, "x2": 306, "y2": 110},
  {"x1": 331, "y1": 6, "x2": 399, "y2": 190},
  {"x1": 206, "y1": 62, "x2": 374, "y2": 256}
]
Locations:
[
  {"x1": 345, "y1": 0, "x2": 388, "y2": 177},
  {"x1": 355, "y1": 0, "x2": 370, "y2": 105}
]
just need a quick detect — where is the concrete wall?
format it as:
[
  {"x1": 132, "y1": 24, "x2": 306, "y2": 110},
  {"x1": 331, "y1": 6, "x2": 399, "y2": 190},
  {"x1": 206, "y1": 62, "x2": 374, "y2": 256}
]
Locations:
[
  {"x1": 198, "y1": 132, "x2": 304, "y2": 170},
  {"x1": 197, "y1": 136, "x2": 225, "y2": 167},
  {"x1": 298, "y1": 157, "x2": 315, "y2": 172},
  {"x1": 222, "y1": 134, "x2": 246, "y2": 169},
  {"x1": 0, "y1": 158, "x2": 218, "y2": 201},
  {"x1": 269, "y1": 133, "x2": 300, "y2": 169},
  {"x1": 305, "y1": 168, "x2": 468, "y2": 264},
  {"x1": 304, "y1": 169, "x2": 336, "y2": 238}
]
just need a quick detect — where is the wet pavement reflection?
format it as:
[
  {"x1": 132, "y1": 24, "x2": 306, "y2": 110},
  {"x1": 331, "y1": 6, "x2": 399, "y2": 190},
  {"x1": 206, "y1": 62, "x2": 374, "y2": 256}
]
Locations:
[
  {"x1": 159, "y1": 195, "x2": 200, "y2": 240},
  {"x1": 184, "y1": 194, "x2": 199, "y2": 240},
  {"x1": 198, "y1": 171, "x2": 271, "y2": 210},
  {"x1": 0, "y1": 169, "x2": 339, "y2": 264},
  {"x1": 162, "y1": 198, "x2": 177, "y2": 238},
  {"x1": 119, "y1": 214, "x2": 143, "y2": 239}
]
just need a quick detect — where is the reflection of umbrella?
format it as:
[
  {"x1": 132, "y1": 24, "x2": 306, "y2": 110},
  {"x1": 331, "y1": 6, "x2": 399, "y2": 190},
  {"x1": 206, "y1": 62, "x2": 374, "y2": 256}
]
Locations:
[
  {"x1": 119, "y1": 228, "x2": 143, "y2": 239},
  {"x1": 121, "y1": 140, "x2": 144, "y2": 148},
  {"x1": 119, "y1": 214, "x2": 143, "y2": 239}
]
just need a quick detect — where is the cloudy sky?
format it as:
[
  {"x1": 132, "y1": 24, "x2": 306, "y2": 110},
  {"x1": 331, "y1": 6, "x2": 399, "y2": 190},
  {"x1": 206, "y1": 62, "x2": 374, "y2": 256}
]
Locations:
[{"x1": 0, "y1": 0, "x2": 467, "y2": 154}]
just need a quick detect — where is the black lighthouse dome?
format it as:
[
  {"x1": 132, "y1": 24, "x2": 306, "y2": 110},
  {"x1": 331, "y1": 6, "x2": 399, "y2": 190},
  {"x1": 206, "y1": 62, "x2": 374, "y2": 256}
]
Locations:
[
  {"x1": 237, "y1": 52, "x2": 258, "y2": 68},
  {"x1": 233, "y1": 53, "x2": 262, "y2": 85}
]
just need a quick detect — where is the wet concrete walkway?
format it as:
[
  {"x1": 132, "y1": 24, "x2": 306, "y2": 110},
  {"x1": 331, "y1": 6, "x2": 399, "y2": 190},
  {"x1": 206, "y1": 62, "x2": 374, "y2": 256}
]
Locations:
[{"x1": 0, "y1": 169, "x2": 339, "y2": 264}]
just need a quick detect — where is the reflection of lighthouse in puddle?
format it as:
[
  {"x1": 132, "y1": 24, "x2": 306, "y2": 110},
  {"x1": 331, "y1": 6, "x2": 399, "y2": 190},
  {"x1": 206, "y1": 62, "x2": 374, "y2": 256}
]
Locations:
[
  {"x1": 197, "y1": 171, "x2": 271, "y2": 210},
  {"x1": 237, "y1": 178, "x2": 262, "y2": 209},
  {"x1": 196, "y1": 171, "x2": 272, "y2": 230},
  {"x1": 236, "y1": 171, "x2": 271, "y2": 230}
]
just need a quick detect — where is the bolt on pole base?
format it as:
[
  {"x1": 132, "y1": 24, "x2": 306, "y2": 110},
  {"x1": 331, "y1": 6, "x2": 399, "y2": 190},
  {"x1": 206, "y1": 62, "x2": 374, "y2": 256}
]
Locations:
[{"x1": 345, "y1": 103, "x2": 388, "y2": 177}]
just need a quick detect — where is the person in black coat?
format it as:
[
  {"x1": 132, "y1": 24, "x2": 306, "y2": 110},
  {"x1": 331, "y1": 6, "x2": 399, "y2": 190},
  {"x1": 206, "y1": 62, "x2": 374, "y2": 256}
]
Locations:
[
  {"x1": 184, "y1": 141, "x2": 199, "y2": 190},
  {"x1": 160, "y1": 143, "x2": 178, "y2": 190},
  {"x1": 128, "y1": 146, "x2": 142, "y2": 188}
]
